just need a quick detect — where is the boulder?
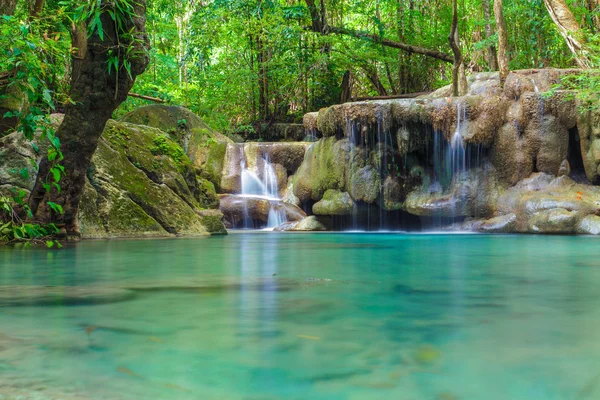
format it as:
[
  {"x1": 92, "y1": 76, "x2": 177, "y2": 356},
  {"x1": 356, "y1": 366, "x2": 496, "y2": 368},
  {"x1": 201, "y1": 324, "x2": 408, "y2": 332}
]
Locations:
[
  {"x1": 263, "y1": 142, "x2": 310, "y2": 174},
  {"x1": 294, "y1": 137, "x2": 349, "y2": 202},
  {"x1": 290, "y1": 216, "x2": 328, "y2": 231},
  {"x1": 528, "y1": 208, "x2": 579, "y2": 233},
  {"x1": 82, "y1": 121, "x2": 225, "y2": 237},
  {"x1": 577, "y1": 215, "x2": 600, "y2": 235},
  {"x1": 0, "y1": 119, "x2": 227, "y2": 238},
  {"x1": 313, "y1": 190, "x2": 355, "y2": 216},
  {"x1": 120, "y1": 105, "x2": 232, "y2": 189},
  {"x1": 479, "y1": 214, "x2": 517, "y2": 233}
]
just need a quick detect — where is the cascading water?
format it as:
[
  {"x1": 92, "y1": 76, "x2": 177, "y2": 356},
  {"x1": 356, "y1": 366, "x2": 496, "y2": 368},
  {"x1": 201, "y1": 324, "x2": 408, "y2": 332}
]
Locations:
[
  {"x1": 449, "y1": 103, "x2": 467, "y2": 176},
  {"x1": 238, "y1": 146, "x2": 287, "y2": 229}
]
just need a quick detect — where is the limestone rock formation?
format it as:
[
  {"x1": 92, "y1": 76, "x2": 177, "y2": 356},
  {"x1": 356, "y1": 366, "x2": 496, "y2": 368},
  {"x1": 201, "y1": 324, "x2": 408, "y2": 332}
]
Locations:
[
  {"x1": 121, "y1": 105, "x2": 233, "y2": 190},
  {"x1": 290, "y1": 68, "x2": 600, "y2": 233},
  {"x1": 0, "y1": 119, "x2": 227, "y2": 238}
]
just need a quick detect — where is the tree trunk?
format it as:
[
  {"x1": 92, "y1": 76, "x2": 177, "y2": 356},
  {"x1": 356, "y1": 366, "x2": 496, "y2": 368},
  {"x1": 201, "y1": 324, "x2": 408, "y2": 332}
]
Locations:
[
  {"x1": 363, "y1": 66, "x2": 388, "y2": 96},
  {"x1": 28, "y1": 0, "x2": 150, "y2": 236},
  {"x1": 543, "y1": 0, "x2": 591, "y2": 68},
  {"x1": 586, "y1": 0, "x2": 600, "y2": 32},
  {"x1": 0, "y1": 0, "x2": 17, "y2": 15},
  {"x1": 483, "y1": 0, "x2": 499, "y2": 71},
  {"x1": 340, "y1": 70, "x2": 353, "y2": 103},
  {"x1": 494, "y1": 0, "x2": 510, "y2": 86},
  {"x1": 29, "y1": 0, "x2": 44, "y2": 18},
  {"x1": 305, "y1": 0, "x2": 327, "y2": 33},
  {"x1": 448, "y1": 0, "x2": 466, "y2": 96}
]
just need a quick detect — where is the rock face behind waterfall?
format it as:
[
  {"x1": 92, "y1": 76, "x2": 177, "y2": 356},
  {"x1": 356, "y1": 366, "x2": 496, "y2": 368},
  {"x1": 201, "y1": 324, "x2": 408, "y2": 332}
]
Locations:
[
  {"x1": 291, "y1": 68, "x2": 600, "y2": 234},
  {"x1": 0, "y1": 111, "x2": 228, "y2": 238}
]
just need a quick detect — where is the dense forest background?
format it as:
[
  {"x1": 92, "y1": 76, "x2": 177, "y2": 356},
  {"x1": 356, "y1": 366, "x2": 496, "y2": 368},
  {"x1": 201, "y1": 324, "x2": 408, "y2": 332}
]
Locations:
[
  {"x1": 125, "y1": 0, "x2": 598, "y2": 133},
  {"x1": 2, "y1": 0, "x2": 599, "y2": 136}
]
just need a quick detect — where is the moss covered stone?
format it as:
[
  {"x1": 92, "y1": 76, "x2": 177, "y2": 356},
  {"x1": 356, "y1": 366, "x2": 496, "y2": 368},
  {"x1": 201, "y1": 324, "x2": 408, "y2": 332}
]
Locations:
[
  {"x1": 312, "y1": 190, "x2": 354, "y2": 215},
  {"x1": 294, "y1": 137, "x2": 349, "y2": 202},
  {"x1": 120, "y1": 105, "x2": 232, "y2": 189}
]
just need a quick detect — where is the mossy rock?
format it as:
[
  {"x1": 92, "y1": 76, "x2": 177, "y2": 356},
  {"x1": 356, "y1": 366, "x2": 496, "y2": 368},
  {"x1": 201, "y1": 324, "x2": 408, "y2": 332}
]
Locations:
[
  {"x1": 197, "y1": 209, "x2": 227, "y2": 235},
  {"x1": 120, "y1": 105, "x2": 232, "y2": 189},
  {"x1": 313, "y1": 190, "x2": 354, "y2": 216},
  {"x1": 78, "y1": 120, "x2": 227, "y2": 238},
  {"x1": 294, "y1": 137, "x2": 349, "y2": 202}
]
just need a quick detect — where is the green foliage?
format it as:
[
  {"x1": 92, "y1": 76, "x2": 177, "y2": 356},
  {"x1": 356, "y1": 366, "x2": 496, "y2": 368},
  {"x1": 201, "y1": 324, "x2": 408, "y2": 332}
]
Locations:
[
  {"x1": 0, "y1": 195, "x2": 61, "y2": 247},
  {"x1": 111, "y1": 0, "x2": 587, "y2": 132}
]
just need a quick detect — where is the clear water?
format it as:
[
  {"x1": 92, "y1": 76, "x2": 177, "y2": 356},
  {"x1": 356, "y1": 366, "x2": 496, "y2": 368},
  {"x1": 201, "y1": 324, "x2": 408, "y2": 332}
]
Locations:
[{"x1": 1, "y1": 233, "x2": 600, "y2": 399}]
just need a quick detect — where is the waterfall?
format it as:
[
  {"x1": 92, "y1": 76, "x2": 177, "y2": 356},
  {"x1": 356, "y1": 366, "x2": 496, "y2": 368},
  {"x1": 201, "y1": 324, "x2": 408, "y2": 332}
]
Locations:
[
  {"x1": 529, "y1": 78, "x2": 539, "y2": 93},
  {"x1": 241, "y1": 161, "x2": 268, "y2": 197},
  {"x1": 266, "y1": 204, "x2": 286, "y2": 229},
  {"x1": 449, "y1": 102, "x2": 467, "y2": 177},
  {"x1": 262, "y1": 153, "x2": 279, "y2": 199},
  {"x1": 240, "y1": 152, "x2": 278, "y2": 200},
  {"x1": 237, "y1": 145, "x2": 286, "y2": 229}
]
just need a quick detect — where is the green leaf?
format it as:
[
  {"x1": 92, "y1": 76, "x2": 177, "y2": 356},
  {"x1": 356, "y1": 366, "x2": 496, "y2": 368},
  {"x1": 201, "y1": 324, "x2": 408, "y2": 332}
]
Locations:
[{"x1": 47, "y1": 202, "x2": 64, "y2": 215}]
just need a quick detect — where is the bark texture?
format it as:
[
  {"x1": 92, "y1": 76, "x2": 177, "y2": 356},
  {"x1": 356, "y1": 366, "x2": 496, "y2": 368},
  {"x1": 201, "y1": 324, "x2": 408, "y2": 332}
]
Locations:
[
  {"x1": 0, "y1": 0, "x2": 17, "y2": 15},
  {"x1": 448, "y1": 0, "x2": 467, "y2": 96},
  {"x1": 494, "y1": 0, "x2": 509, "y2": 86},
  {"x1": 587, "y1": 0, "x2": 600, "y2": 32},
  {"x1": 28, "y1": 0, "x2": 150, "y2": 235},
  {"x1": 483, "y1": 0, "x2": 499, "y2": 71},
  {"x1": 543, "y1": 0, "x2": 591, "y2": 68}
]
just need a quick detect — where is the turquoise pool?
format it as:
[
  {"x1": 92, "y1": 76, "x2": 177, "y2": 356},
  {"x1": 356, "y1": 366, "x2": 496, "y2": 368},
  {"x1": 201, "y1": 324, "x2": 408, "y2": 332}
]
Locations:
[{"x1": 1, "y1": 233, "x2": 600, "y2": 399}]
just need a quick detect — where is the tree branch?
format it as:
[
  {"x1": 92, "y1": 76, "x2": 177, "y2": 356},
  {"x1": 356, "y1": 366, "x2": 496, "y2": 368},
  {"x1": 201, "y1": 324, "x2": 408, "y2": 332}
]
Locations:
[{"x1": 325, "y1": 26, "x2": 453, "y2": 63}]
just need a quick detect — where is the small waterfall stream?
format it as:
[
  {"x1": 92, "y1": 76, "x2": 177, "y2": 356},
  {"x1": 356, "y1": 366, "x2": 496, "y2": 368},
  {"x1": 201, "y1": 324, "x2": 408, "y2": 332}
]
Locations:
[{"x1": 238, "y1": 145, "x2": 286, "y2": 229}]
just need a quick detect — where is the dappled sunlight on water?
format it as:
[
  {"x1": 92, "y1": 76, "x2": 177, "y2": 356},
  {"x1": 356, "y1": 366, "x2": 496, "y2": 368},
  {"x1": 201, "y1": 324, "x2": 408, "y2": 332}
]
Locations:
[{"x1": 1, "y1": 234, "x2": 600, "y2": 399}]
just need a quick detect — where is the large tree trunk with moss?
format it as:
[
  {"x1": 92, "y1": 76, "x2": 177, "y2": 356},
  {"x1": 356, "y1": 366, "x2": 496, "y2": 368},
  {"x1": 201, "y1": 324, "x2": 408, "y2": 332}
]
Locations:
[
  {"x1": 543, "y1": 0, "x2": 591, "y2": 68},
  {"x1": 494, "y1": 0, "x2": 509, "y2": 86},
  {"x1": 28, "y1": 0, "x2": 150, "y2": 236}
]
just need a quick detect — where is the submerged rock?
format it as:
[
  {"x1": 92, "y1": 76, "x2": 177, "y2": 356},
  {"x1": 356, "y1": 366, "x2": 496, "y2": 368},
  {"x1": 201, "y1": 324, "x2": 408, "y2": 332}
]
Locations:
[{"x1": 0, "y1": 286, "x2": 136, "y2": 306}]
